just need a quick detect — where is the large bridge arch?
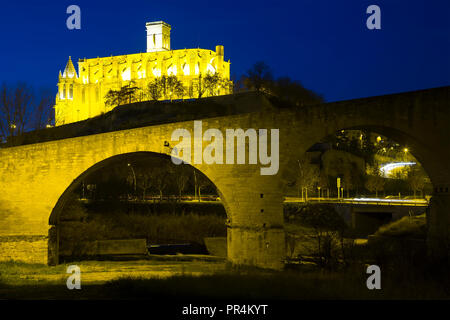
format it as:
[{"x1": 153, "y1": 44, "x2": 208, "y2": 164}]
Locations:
[
  {"x1": 48, "y1": 151, "x2": 231, "y2": 226},
  {"x1": 274, "y1": 88, "x2": 450, "y2": 258},
  {"x1": 47, "y1": 151, "x2": 232, "y2": 265}
]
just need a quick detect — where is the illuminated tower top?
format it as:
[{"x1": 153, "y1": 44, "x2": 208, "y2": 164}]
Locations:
[{"x1": 146, "y1": 21, "x2": 171, "y2": 52}]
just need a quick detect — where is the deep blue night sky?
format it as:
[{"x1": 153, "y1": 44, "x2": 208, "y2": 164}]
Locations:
[{"x1": 0, "y1": 0, "x2": 448, "y2": 102}]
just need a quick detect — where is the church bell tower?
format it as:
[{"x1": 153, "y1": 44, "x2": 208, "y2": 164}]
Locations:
[{"x1": 146, "y1": 21, "x2": 171, "y2": 52}]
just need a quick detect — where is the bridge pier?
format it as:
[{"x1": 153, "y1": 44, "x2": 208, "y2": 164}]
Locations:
[
  {"x1": 427, "y1": 192, "x2": 450, "y2": 262},
  {"x1": 221, "y1": 180, "x2": 285, "y2": 270}
]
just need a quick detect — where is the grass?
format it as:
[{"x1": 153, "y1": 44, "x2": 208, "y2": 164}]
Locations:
[
  {"x1": 374, "y1": 213, "x2": 426, "y2": 238},
  {"x1": 1, "y1": 260, "x2": 449, "y2": 300}
]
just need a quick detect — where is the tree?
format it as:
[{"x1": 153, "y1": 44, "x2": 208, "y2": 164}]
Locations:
[
  {"x1": 196, "y1": 171, "x2": 212, "y2": 201},
  {"x1": 203, "y1": 73, "x2": 227, "y2": 97},
  {"x1": 240, "y1": 62, "x2": 323, "y2": 107},
  {"x1": 148, "y1": 75, "x2": 184, "y2": 101},
  {"x1": 148, "y1": 77, "x2": 164, "y2": 101},
  {"x1": 0, "y1": 83, "x2": 52, "y2": 144},
  {"x1": 407, "y1": 166, "x2": 428, "y2": 198},
  {"x1": 0, "y1": 83, "x2": 30, "y2": 141},
  {"x1": 243, "y1": 61, "x2": 273, "y2": 92},
  {"x1": 296, "y1": 156, "x2": 320, "y2": 201},
  {"x1": 195, "y1": 73, "x2": 207, "y2": 99},
  {"x1": 271, "y1": 77, "x2": 324, "y2": 106},
  {"x1": 151, "y1": 162, "x2": 172, "y2": 201},
  {"x1": 165, "y1": 75, "x2": 185, "y2": 101},
  {"x1": 342, "y1": 166, "x2": 354, "y2": 198},
  {"x1": 173, "y1": 164, "x2": 189, "y2": 201},
  {"x1": 32, "y1": 89, "x2": 55, "y2": 130},
  {"x1": 297, "y1": 204, "x2": 348, "y2": 269},
  {"x1": 104, "y1": 81, "x2": 139, "y2": 108},
  {"x1": 137, "y1": 171, "x2": 152, "y2": 200},
  {"x1": 318, "y1": 170, "x2": 330, "y2": 198},
  {"x1": 365, "y1": 164, "x2": 385, "y2": 198}
]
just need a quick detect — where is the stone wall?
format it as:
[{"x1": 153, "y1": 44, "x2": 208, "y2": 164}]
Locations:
[{"x1": 0, "y1": 235, "x2": 48, "y2": 264}]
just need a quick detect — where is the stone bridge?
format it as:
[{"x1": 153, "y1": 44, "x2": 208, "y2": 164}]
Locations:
[{"x1": 0, "y1": 87, "x2": 449, "y2": 269}]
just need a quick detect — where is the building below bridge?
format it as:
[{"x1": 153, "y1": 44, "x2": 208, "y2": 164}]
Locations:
[{"x1": 55, "y1": 21, "x2": 232, "y2": 126}]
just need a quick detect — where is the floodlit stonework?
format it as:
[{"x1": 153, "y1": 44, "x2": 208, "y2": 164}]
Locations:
[{"x1": 55, "y1": 21, "x2": 231, "y2": 126}]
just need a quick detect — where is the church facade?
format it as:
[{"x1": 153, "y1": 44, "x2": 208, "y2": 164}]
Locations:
[{"x1": 54, "y1": 21, "x2": 231, "y2": 126}]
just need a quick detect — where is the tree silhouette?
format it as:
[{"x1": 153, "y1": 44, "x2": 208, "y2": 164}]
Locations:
[
  {"x1": 243, "y1": 61, "x2": 273, "y2": 92},
  {"x1": 407, "y1": 166, "x2": 428, "y2": 198},
  {"x1": 240, "y1": 62, "x2": 323, "y2": 106},
  {"x1": 104, "y1": 81, "x2": 139, "y2": 107},
  {"x1": 0, "y1": 83, "x2": 54, "y2": 144},
  {"x1": 365, "y1": 164, "x2": 385, "y2": 198},
  {"x1": 271, "y1": 77, "x2": 324, "y2": 106}
]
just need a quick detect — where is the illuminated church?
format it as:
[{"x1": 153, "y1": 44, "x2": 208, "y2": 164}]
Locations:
[{"x1": 54, "y1": 21, "x2": 231, "y2": 125}]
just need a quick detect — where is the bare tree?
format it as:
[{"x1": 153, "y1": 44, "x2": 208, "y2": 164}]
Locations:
[
  {"x1": 243, "y1": 61, "x2": 273, "y2": 92},
  {"x1": 0, "y1": 83, "x2": 35, "y2": 143},
  {"x1": 365, "y1": 164, "x2": 385, "y2": 198},
  {"x1": 407, "y1": 166, "x2": 428, "y2": 198},
  {"x1": 173, "y1": 164, "x2": 189, "y2": 201},
  {"x1": 137, "y1": 171, "x2": 153, "y2": 200},
  {"x1": 197, "y1": 172, "x2": 211, "y2": 201},
  {"x1": 151, "y1": 162, "x2": 172, "y2": 201},
  {"x1": 296, "y1": 156, "x2": 320, "y2": 201},
  {"x1": 32, "y1": 89, "x2": 55, "y2": 130}
]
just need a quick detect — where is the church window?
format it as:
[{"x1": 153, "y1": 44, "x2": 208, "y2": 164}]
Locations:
[{"x1": 195, "y1": 63, "x2": 200, "y2": 75}]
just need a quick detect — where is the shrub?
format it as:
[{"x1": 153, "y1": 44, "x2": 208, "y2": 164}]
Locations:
[
  {"x1": 374, "y1": 213, "x2": 426, "y2": 239},
  {"x1": 287, "y1": 203, "x2": 348, "y2": 269}
]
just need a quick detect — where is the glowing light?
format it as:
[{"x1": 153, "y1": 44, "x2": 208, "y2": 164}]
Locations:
[
  {"x1": 376, "y1": 136, "x2": 382, "y2": 143},
  {"x1": 353, "y1": 197, "x2": 427, "y2": 204},
  {"x1": 121, "y1": 68, "x2": 131, "y2": 81},
  {"x1": 195, "y1": 63, "x2": 200, "y2": 75},
  {"x1": 152, "y1": 67, "x2": 161, "y2": 77},
  {"x1": 404, "y1": 148, "x2": 409, "y2": 153},
  {"x1": 379, "y1": 162, "x2": 416, "y2": 177},
  {"x1": 207, "y1": 63, "x2": 216, "y2": 74},
  {"x1": 137, "y1": 69, "x2": 146, "y2": 79},
  {"x1": 167, "y1": 64, "x2": 177, "y2": 76},
  {"x1": 182, "y1": 63, "x2": 190, "y2": 75}
]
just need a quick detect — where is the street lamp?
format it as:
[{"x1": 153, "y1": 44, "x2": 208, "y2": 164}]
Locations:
[{"x1": 403, "y1": 147, "x2": 409, "y2": 161}]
